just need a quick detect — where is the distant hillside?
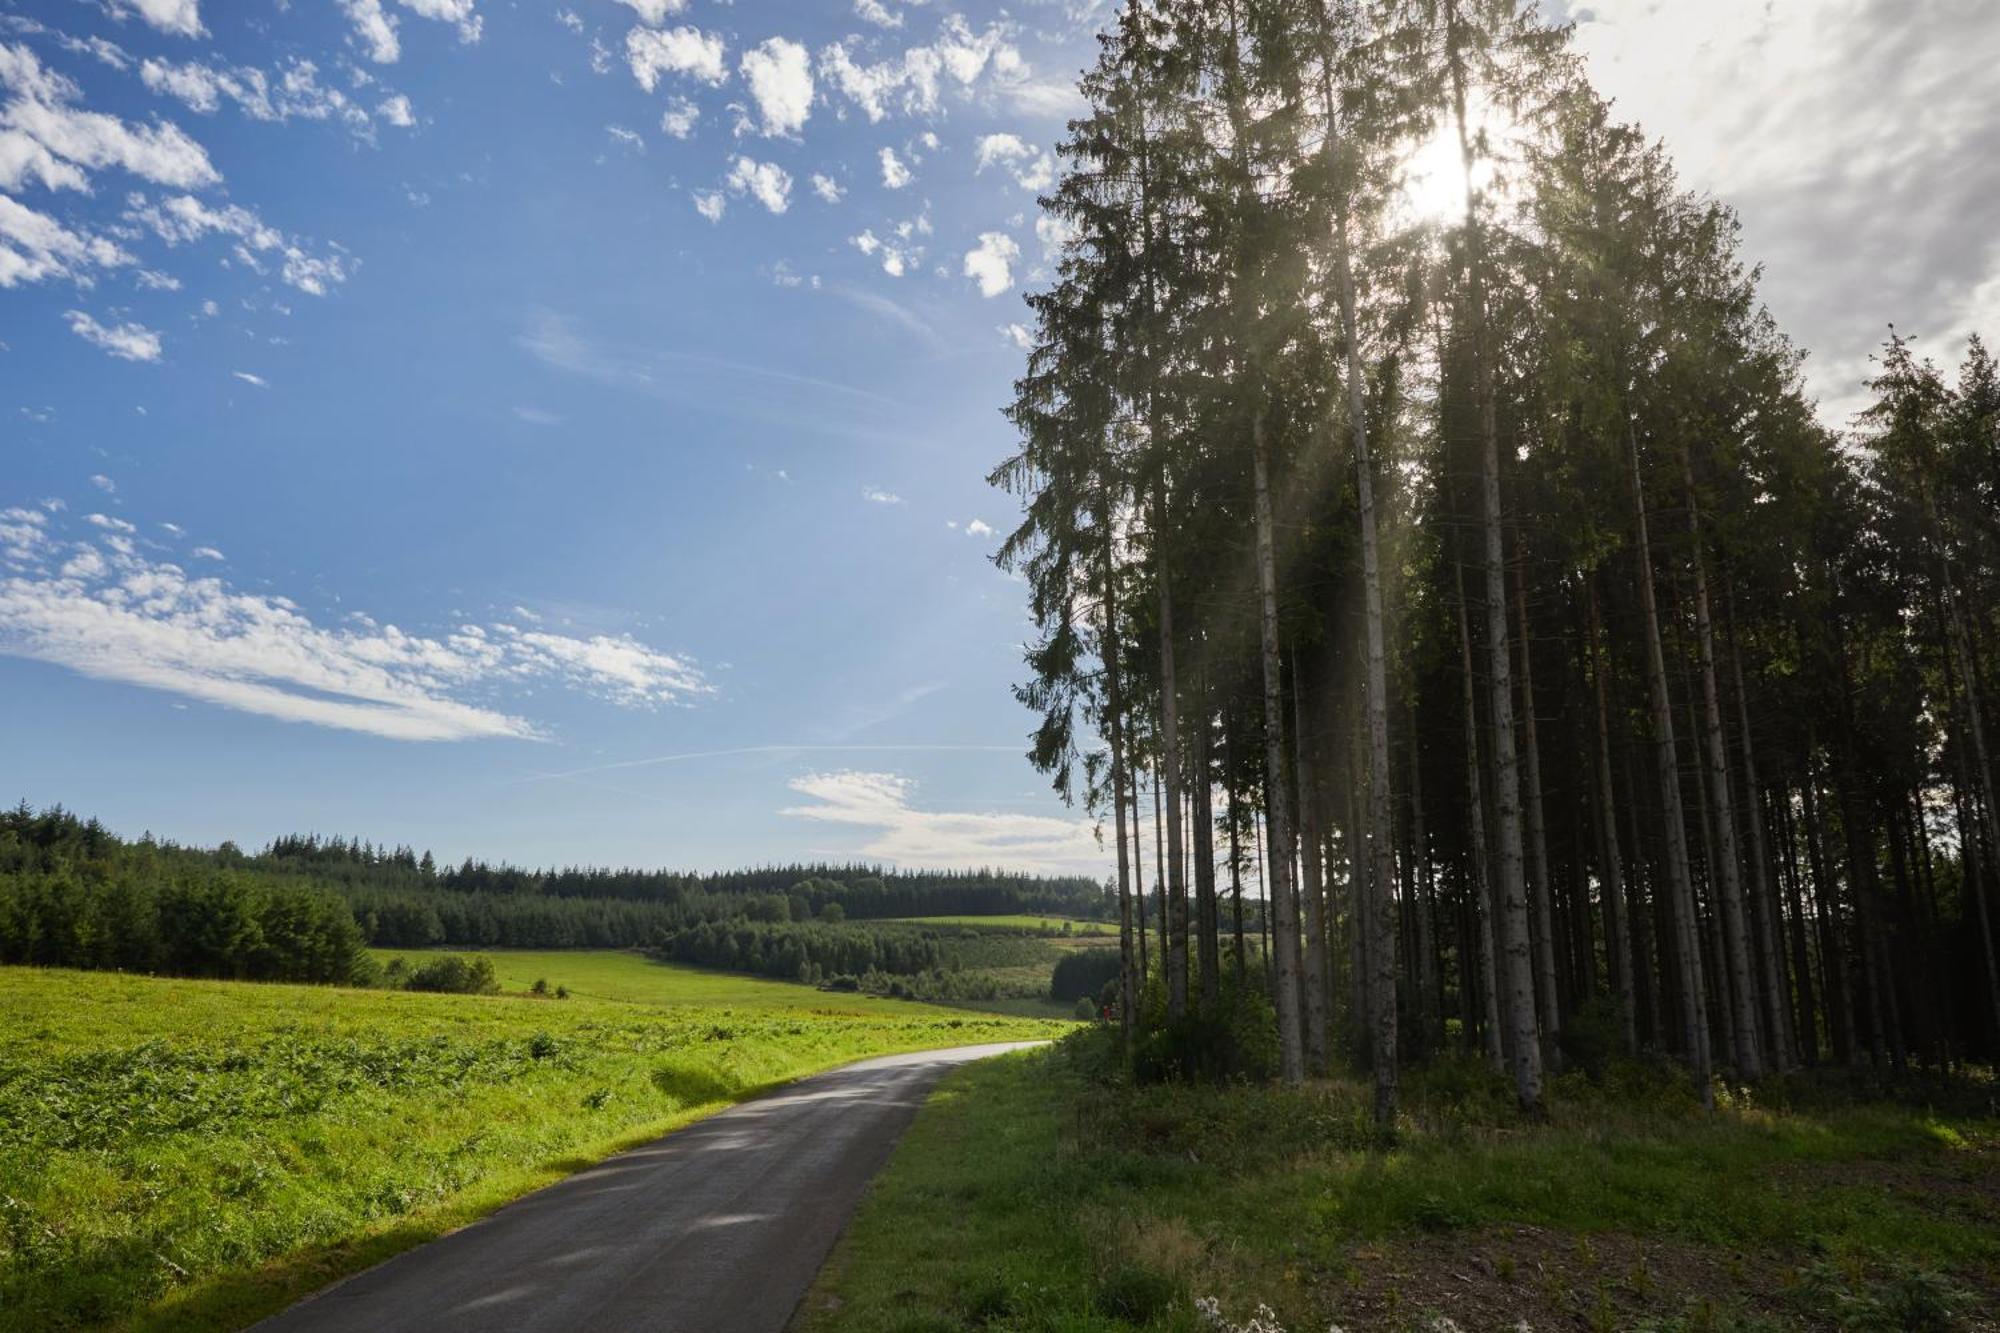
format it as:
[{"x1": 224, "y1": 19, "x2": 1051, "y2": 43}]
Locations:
[{"x1": 0, "y1": 804, "x2": 1112, "y2": 982}]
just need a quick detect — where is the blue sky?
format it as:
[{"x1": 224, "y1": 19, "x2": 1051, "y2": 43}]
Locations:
[{"x1": 2, "y1": 0, "x2": 1995, "y2": 874}]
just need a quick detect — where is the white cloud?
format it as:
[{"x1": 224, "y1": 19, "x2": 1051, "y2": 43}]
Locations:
[
  {"x1": 1034, "y1": 212, "x2": 1074, "y2": 261},
  {"x1": 862, "y1": 486, "x2": 902, "y2": 505},
  {"x1": 878, "y1": 145, "x2": 910, "y2": 188},
  {"x1": 625, "y1": 25, "x2": 726, "y2": 91},
  {"x1": 1567, "y1": 0, "x2": 2000, "y2": 421},
  {"x1": 338, "y1": 0, "x2": 401, "y2": 63},
  {"x1": 65, "y1": 310, "x2": 162, "y2": 361},
  {"x1": 108, "y1": 0, "x2": 203, "y2": 38},
  {"x1": 605, "y1": 123, "x2": 644, "y2": 153},
  {"x1": 739, "y1": 37, "x2": 812, "y2": 137},
  {"x1": 377, "y1": 93, "x2": 414, "y2": 127},
  {"x1": 810, "y1": 172, "x2": 843, "y2": 203},
  {"x1": 853, "y1": 0, "x2": 916, "y2": 28},
  {"x1": 964, "y1": 518, "x2": 994, "y2": 537},
  {"x1": 725, "y1": 155, "x2": 791, "y2": 214},
  {"x1": 0, "y1": 42, "x2": 217, "y2": 190},
  {"x1": 850, "y1": 228, "x2": 915, "y2": 277},
  {"x1": 660, "y1": 95, "x2": 698, "y2": 138},
  {"x1": 783, "y1": 770, "x2": 1103, "y2": 874},
  {"x1": 999, "y1": 322, "x2": 1032, "y2": 351},
  {"x1": 190, "y1": 545, "x2": 222, "y2": 560},
  {"x1": 974, "y1": 132, "x2": 1053, "y2": 191},
  {"x1": 86, "y1": 513, "x2": 137, "y2": 533},
  {"x1": 692, "y1": 189, "x2": 726, "y2": 222},
  {"x1": 0, "y1": 513, "x2": 712, "y2": 741},
  {"x1": 0, "y1": 195, "x2": 133, "y2": 287},
  {"x1": 232, "y1": 370, "x2": 267, "y2": 387},
  {"x1": 817, "y1": 15, "x2": 1025, "y2": 125},
  {"x1": 140, "y1": 56, "x2": 377, "y2": 131},
  {"x1": 89, "y1": 475, "x2": 115, "y2": 494},
  {"x1": 616, "y1": 0, "x2": 686, "y2": 23},
  {"x1": 962, "y1": 232, "x2": 1018, "y2": 298},
  {"x1": 338, "y1": 0, "x2": 481, "y2": 62},
  {"x1": 123, "y1": 193, "x2": 350, "y2": 296}
]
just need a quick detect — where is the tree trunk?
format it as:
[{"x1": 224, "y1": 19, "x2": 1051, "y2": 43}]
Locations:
[
  {"x1": 1726, "y1": 606, "x2": 1793, "y2": 1071},
  {"x1": 1158, "y1": 550, "x2": 1189, "y2": 1020},
  {"x1": 1253, "y1": 409, "x2": 1307, "y2": 1084},
  {"x1": 1587, "y1": 576, "x2": 1638, "y2": 1053},
  {"x1": 1294, "y1": 654, "x2": 1331, "y2": 1071},
  {"x1": 1099, "y1": 497, "x2": 1138, "y2": 1043},
  {"x1": 1682, "y1": 455, "x2": 1763, "y2": 1079},
  {"x1": 1626, "y1": 418, "x2": 1712, "y2": 1102},
  {"x1": 1456, "y1": 559, "x2": 1507, "y2": 1072},
  {"x1": 1514, "y1": 558, "x2": 1562, "y2": 1068},
  {"x1": 1193, "y1": 700, "x2": 1221, "y2": 1014}
]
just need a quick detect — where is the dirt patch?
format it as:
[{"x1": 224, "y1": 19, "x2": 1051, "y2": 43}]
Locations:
[{"x1": 1312, "y1": 1226, "x2": 1790, "y2": 1330}]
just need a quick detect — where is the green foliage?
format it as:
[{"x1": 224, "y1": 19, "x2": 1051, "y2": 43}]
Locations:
[
  {"x1": 1050, "y1": 947, "x2": 1121, "y2": 1002},
  {"x1": 400, "y1": 954, "x2": 500, "y2": 994}
]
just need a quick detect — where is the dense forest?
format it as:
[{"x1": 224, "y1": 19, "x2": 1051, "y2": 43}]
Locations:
[
  {"x1": 0, "y1": 805, "x2": 1109, "y2": 985},
  {"x1": 996, "y1": 0, "x2": 2000, "y2": 1125}
]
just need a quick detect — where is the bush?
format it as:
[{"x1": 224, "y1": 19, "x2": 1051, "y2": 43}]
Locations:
[
  {"x1": 1133, "y1": 970, "x2": 1279, "y2": 1084},
  {"x1": 1049, "y1": 947, "x2": 1121, "y2": 1002},
  {"x1": 1073, "y1": 996, "x2": 1099, "y2": 1023},
  {"x1": 403, "y1": 954, "x2": 500, "y2": 994},
  {"x1": 1558, "y1": 994, "x2": 1627, "y2": 1080}
]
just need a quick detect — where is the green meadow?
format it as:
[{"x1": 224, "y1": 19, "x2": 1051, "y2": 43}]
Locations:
[{"x1": 0, "y1": 961, "x2": 1063, "y2": 1332}]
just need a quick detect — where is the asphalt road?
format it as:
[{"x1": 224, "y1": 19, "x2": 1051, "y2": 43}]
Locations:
[{"x1": 253, "y1": 1041, "x2": 1044, "y2": 1333}]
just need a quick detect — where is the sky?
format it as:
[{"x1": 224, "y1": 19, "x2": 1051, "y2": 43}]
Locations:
[{"x1": 1, "y1": 0, "x2": 1995, "y2": 876}]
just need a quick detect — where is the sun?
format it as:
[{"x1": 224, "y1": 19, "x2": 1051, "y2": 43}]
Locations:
[{"x1": 1395, "y1": 124, "x2": 1473, "y2": 227}]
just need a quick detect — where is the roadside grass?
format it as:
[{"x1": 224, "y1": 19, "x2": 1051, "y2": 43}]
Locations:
[
  {"x1": 0, "y1": 964, "x2": 1063, "y2": 1332},
  {"x1": 798, "y1": 1033, "x2": 2000, "y2": 1332}
]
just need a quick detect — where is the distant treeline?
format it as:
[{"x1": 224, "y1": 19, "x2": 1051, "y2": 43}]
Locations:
[
  {"x1": 257, "y1": 832, "x2": 1106, "y2": 918},
  {"x1": 0, "y1": 805, "x2": 1109, "y2": 986}
]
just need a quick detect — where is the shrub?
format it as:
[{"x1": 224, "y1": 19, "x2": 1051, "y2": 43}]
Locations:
[
  {"x1": 1050, "y1": 947, "x2": 1122, "y2": 1002},
  {"x1": 403, "y1": 954, "x2": 500, "y2": 994}
]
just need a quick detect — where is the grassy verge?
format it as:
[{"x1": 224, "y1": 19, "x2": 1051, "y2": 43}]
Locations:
[
  {"x1": 0, "y1": 961, "x2": 1064, "y2": 1331},
  {"x1": 798, "y1": 1033, "x2": 2000, "y2": 1332}
]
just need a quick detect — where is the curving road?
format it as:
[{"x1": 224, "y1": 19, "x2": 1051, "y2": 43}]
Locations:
[{"x1": 253, "y1": 1042, "x2": 1043, "y2": 1333}]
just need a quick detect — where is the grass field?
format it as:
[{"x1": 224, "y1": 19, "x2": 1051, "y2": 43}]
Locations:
[
  {"x1": 801, "y1": 1034, "x2": 2000, "y2": 1332},
  {"x1": 0, "y1": 960, "x2": 1064, "y2": 1332},
  {"x1": 883, "y1": 914, "x2": 1119, "y2": 936}
]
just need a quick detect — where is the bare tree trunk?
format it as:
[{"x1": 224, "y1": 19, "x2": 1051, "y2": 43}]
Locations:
[
  {"x1": 1683, "y1": 457, "x2": 1762, "y2": 1080},
  {"x1": 1158, "y1": 550, "x2": 1189, "y2": 1020},
  {"x1": 1626, "y1": 419, "x2": 1712, "y2": 1103},
  {"x1": 1253, "y1": 409, "x2": 1307, "y2": 1084},
  {"x1": 1193, "y1": 699, "x2": 1221, "y2": 1014},
  {"x1": 1514, "y1": 559, "x2": 1561, "y2": 1069},
  {"x1": 1133, "y1": 763, "x2": 1151, "y2": 991},
  {"x1": 1099, "y1": 498, "x2": 1138, "y2": 1043},
  {"x1": 1294, "y1": 654, "x2": 1331, "y2": 1071},
  {"x1": 1456, "y1": 559, "x2": 1507, "y2": 1072},
  {"x1": 1227, "y1": 725, "x2": 1248, "y2": 977},
  {"x1": 1725, "y1": 604, "x2": 1792, "y2": 1070},
  {"x1": 1587, "y1": 576, "x2": 1638, "y2": 1054},
  {"x1": 1776, "y1": 785, "x2": 1819, "y2": 1063},
  {"x1": 1316, "y1": 46, "x2": 1399, "y2": 1121}
]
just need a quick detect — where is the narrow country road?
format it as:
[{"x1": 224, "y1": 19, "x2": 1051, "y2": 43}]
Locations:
[{"x1": 253, "y1": 1041, "x2": 1043, "y2": 1333}]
